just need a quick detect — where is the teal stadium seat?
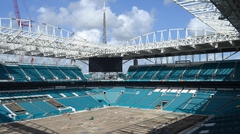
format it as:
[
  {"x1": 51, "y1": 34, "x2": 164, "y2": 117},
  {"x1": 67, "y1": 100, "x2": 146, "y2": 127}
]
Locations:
[
  {"x1": 141, "y1": 66, "x2": 161, "y2": 81},
  {"x1": 197, "y1": 63, "x2": 218, "y2": 81},
  {"x1": 129, "y1": 66, "x2": 150, "y2": 81},
  {"x1": 181, "y1": 65, "x2": 201, "y2": 81},
  {"x1": 5, "y1": 65, "x2": 28, "y2": 82},
  {"x1": 46, "y1": 66, "x2": 66, "y2": 79},
  {"x1": 19, "y1": 65, "x2": 43, "y2": 81},
  {"x1": 233, "y1": 61, "x2": 240, "y2": 81},
  {"x1": 0, "y1": 64, "x2": 11, "y2": 81},
  {"x1": 58, "y1": 66, "x2": 78, "y2": 79},
  {"x1": 152, "y1": 66, "x2": 173, "y2": 81},
  {"x1": 126, "y1": 66, "x2": 138, "y2": 80},
  {"x1": 68, "y1": 66, "x2": 86, "y2": 81},
  {"x1": 166, "y1": 66, "x2": 186, "y2": 81},
  {"x1": 34, "y1": 65, "x2": 54, "y2": 79}
]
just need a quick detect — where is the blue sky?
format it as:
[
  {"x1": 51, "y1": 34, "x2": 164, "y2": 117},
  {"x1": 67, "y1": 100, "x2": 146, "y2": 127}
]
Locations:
[
  {"x1": 1, "y1": 0, "x2": 195, "y2": 41},
  {"x1": 1, "y1": 0, "x2": 238, "y2": 73}
]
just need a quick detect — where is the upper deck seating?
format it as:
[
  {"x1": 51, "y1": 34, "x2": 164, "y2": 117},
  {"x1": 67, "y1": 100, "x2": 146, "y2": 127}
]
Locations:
[
  {"x1": 58, "y1": 66, "x2": 77, "y2": 79},
  {"x1": 19, "y1": 65, "x2": 43, "y2": 81},
  {"x1": 0, "y1": 63, "x2": 86, "y2": 82},
  {"x1": 46, "y1": 66, "x2": 66, "y2": 79},
  {"x1": 68, "y1": 66, "x2": 86, "y2": 81},
  {"x1": 126, "y1": 66, "x2": 138, "y2": 80},
  {"x1": 214, "y1": 62, "x2": 235, "y2": 81},
  {"x1": 0, "y1": 64, "x2": 10, "y2": 81},
  {"x1": 5, "y1": 65, "x2": 28, "y2": 82},
  {"x1": 129, "y1": 66, "x2": 150, "y2": 80},
  {"x1": 181, "y1": 65, "x2": 201, "y2": 81},
  {"x1": 233, "y1": 61, "x2": 240, "y2": 81},
  {"x1": 166, "y1": 66, "x2": 186, "y2": 81},
  {"x1": 197, "y1": 63, "x2": 218, "y2": 81},
  {"x1": 34, "y1": 65, "x2": 54, "y2": 79},
  {"x1": 141, "y1": 66, "x2": 160, "y2": 81},
  {"x1": 152, "y1": 66, "x2": 172, "y2": 81}
]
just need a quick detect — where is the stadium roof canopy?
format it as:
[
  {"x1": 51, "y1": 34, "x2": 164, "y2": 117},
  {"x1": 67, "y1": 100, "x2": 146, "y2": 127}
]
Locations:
[{"x1": 0, "y1": 0, "x2": 240, "y2": 60}]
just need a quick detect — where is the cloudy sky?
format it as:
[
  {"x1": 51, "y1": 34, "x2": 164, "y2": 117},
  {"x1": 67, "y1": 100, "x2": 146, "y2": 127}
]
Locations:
[
  {"x1": 0, "y1": 0, "x2": 239, "y2": 73},
  {"x1": 0, "y1": 0, "x2": 199, "y2": 43}
]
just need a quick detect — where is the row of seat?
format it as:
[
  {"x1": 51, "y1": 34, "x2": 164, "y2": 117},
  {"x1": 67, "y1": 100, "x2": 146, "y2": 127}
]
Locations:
[
  {"x1": 93, "y1": 88, "x2": 240, "y2": 116},
  {"x1": 125, "y1": 60, "x2": 240, "y2": 82},
  {"x1": 192, "y1": 113, "x2": 240, "y2": 134},
  {"x1": 0, "y1": 89, "x2": 103, "y2": 123},
  {"x1": 0, "y1": 88, "x2": 240, "y2": 124},
  {"x1": 0, "y1": 63, "x2": 86, "y2": 82}
]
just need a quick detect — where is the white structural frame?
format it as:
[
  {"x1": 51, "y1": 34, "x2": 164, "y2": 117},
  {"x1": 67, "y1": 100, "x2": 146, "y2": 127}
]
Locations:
[
  {"x1": 174, "y1": 0, "x2": 238, "y2": 34},
  {"x1": 0, "y1": 18, "x2": 115, "y2": 59},
  {"x1": 1, "y1": 0, "x2": 240, "y2": 60}
]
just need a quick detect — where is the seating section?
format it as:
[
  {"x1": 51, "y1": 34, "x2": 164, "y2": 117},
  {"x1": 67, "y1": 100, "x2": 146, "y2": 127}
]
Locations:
[
  {"x1": 128, "y1": 66, "x2": 150, "y2": 81},
  {"x1": 58, "y1": 66, "x2": 77, "y2": 79},
  {"x1": 153, "y1": 66, "x2": 173, "y2": 81},
  {"x1": 135, "y1": 91, "x2": 162, "y2": 109},
  {"x1": 214, "y1": 62, "x2": 235, "y2": 81},
  {"x1": 68, "y1": 66, "x2": 87, "y2": 81},
  {"x1": 0, "y1": 63, "x2": 86, "y2": 82},
  {"x1": 5, "y1": 65, "x2": 28, "y2": 82},
  {"x1": 0, "y1": 88, "x2": 102, "y2": 123},
  {"x1": 124, "y1": 60, "x2": 239, "y2": 82},
  {"x1": 141, "y1": 66, "x2": 160, "y2": 81},
  {"x1": 163, "y1": 93, "x2": 193, "y2": 111},
  {"x1": 233, "y1": 62, "x2": 240, "y2": 81},
  {"x1": 192, "y1": 113, "x2": 240, "y2": 134},
  {"x1": 19, "y1": 65, "x2": 42, "y2": 81},
  {"x1": 45, "y1": 66, "x2": 66, "y2": 79},
  {"x1": 0, "y1": 105, "x2": 13, "y2": 123},
  {"x1": 182, "y1": 65, "x2": 201, "y2": 81},
  {"x1": 0, "y1": 88, "x2": 240, "y2": 124},
  {"x1": 166, "y1": 66, "x2": 186, "y2": 81},
  {"x1": 34, "y1": 65, "x2": 55, "y2": 79},
  {"x1": 126, "y1": 66, "x2": 138, "y2": 79},
  {"x1": 0, "y1": 64, "x2": 10, "y2": 81}
]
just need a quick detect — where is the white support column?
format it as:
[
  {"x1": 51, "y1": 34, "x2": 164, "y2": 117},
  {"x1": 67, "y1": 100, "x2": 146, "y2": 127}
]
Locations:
[
  {"x1": 222, "y1": 52, "x2": 224, "y2": 60},
  {"x1": 214, "y1": 53, "x2": 216, "y2": 61},
  {"x1": 199, "y1": 54, "x2": 201, "y2": 62},
  {"x1": 168, "y1": 30, "x2": 172, "y2": 41},
  {"x1": 206, "y1": 54, "x2": 208, "y2": 62}
]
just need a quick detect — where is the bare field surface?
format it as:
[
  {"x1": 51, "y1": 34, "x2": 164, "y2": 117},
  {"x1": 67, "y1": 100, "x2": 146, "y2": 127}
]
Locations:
[{"x1": 0, "y1": 107, "x2": 187, "y2": 134}]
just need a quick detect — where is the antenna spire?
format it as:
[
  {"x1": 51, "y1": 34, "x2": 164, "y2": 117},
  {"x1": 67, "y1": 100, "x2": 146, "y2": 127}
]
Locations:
[{"x1": 102, "y1": 2, "x2": 107, "y2": 44}]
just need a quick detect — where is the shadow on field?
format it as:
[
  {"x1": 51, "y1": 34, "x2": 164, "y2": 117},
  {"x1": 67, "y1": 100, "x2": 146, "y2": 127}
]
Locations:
[{"x1": 0, "y1": 121, "x2": 59, "y2": 134}]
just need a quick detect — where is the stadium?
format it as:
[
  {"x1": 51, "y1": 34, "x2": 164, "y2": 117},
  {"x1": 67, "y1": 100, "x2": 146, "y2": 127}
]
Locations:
[{"x1": 0, "y1": 0, "x2": 240, "y2": 134}]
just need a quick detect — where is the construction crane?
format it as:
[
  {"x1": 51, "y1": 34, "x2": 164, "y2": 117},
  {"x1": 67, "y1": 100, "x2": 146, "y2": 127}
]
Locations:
[{"x1": 12, "y1": 0, "x2": 32, "y2": 28}]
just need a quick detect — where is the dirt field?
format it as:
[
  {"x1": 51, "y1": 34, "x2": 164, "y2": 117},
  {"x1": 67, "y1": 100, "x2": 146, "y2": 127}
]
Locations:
[{"x1": 0, "y1": 107, "x2": 188, "y2": 134}]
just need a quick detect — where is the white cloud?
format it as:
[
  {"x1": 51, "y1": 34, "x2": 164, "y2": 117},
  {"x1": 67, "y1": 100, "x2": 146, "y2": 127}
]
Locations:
[
  {"x1": 74, "y1": 29, "x2": 102, "y2": 43},
  {"x1": 187, "y1": 18, "x2": 212, "y2": 30},
  {"x1": 37, "y1": 7, "x2": 47, "y2": 13},
  {"x1": 164, "y1": 0, "x2": 173, "y2": 5},
  {"x1": 187, "y1": 18, "x2": 213, "y2": 36},
  {"x1": 111, "y1": 6, "x2": 154, "y2": 41},
  {"x1": 36, "y1": 0, "x2": 155, "y2": 44}
]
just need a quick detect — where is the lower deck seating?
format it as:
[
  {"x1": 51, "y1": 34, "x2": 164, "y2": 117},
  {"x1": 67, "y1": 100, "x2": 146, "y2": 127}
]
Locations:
[
  {"x1": 0, "y1": 88, "x2": 240, "y2": 124},
  {"x1": 192, "y1": 113, "x2": 240, "y2": 134}
]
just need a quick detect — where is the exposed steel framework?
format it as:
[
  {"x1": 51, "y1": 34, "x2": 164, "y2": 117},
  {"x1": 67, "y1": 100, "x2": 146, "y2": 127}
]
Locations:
[{"x1": 0, "y1": 0, "x2": 239, "y2": 61}]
